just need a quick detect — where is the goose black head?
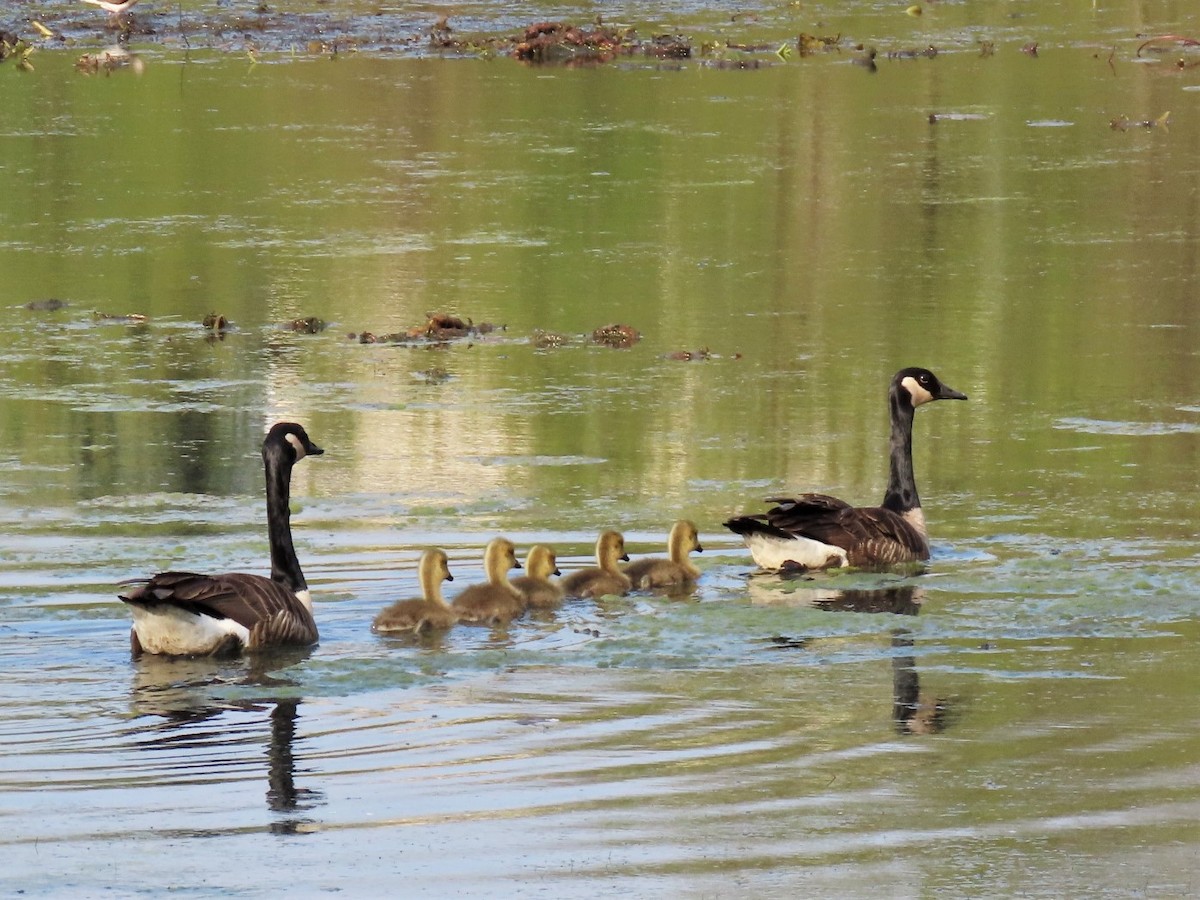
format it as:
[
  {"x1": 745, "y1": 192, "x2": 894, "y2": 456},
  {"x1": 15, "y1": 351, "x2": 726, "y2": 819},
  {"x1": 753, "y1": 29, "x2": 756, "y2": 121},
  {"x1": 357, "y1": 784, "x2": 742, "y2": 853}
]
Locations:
[
  {"x1": 265, "y1": 422, "x2": 325, "y2": 463},
  {"x1": 893, "y1": 368, "x2": 968, "y2": 408}
]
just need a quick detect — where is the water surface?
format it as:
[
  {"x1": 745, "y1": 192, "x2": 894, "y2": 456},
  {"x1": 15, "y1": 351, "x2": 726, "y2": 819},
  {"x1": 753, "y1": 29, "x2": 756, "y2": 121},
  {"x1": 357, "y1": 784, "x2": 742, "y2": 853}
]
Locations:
[{"x1": 2, "y1": 2, "x2": 1199, "y2": 896}]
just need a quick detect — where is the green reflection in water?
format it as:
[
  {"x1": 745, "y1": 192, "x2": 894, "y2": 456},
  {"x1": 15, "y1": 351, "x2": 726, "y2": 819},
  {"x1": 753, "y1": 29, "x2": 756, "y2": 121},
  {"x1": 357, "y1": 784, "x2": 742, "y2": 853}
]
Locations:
[
  {"x1": 1, "y1": 21, "x2": 1199, "y2": 897},
  {"x1": 4, "y1": 48, "x2": 1196, "y2": 533}
]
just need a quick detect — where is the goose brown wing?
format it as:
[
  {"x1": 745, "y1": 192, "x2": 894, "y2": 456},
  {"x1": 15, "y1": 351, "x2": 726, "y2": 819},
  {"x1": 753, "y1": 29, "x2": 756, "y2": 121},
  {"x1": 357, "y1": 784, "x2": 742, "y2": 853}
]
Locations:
[
  {"x1": 830, "y1": 507, "x2": 929, "y2": 566},
  {"x1": 120, "y1": 571, "x2": 318, "y2": 647},
  {"x1": 758, "y1": 495, "x2": 929, "y2": 566}
]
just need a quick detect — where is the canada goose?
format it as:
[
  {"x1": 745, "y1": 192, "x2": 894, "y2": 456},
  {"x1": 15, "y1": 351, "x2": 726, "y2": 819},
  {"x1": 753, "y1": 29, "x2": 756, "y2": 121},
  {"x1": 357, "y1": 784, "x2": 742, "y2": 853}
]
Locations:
[
  {"x1": 623, "y1": 520, "x2": 704, "y2": 588},
  {"x1": 451, "y1": 537, "x2": 524, "y2": 624},
  {"x1": 510, "y1": 545, "x2": 564, "y2": 610},
  {"x1": 724, "y1": 367, "x2": 966, "y2": 570},
  {"x1": 118, "y1": 422, "x2": 325, "y2": 656},
  {"x1": 560, "y1": 530, "x2": 632, "y2": 598},
  {"x1": 372, "y1": 549, "x2": 457, "y2": 634}
]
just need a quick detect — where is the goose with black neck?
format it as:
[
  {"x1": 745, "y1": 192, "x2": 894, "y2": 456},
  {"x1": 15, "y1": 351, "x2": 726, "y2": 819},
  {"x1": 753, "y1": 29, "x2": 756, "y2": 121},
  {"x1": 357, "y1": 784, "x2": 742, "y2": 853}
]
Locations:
[{"x1": 724, "y1": 368, "x2": 966, "y2": 571}]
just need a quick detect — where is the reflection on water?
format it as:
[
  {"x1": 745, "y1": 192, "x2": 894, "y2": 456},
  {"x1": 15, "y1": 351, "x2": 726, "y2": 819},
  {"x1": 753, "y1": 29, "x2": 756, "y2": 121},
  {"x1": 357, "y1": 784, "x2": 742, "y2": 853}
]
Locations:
[
  {"x1": 129, "y1": 649, "x2": 323, "y2": 836},
  {"x1": 3, "y1": 4, "x2": 1200, "y2": 894},
  {"x1": 750, "y1": 578, "x2": 953, "y2": 736}
]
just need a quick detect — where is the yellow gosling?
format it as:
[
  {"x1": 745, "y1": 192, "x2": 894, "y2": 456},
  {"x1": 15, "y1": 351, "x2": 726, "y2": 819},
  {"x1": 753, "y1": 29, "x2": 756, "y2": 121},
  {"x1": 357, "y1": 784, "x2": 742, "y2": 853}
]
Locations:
[
  {"x1": 451, "y1": 537, "x2": 525, "y2": 624},
  {"x1": 623, "y1": 520, "x2": 704, "y2": 589},
  {"x1": 561, "y1": 530, "x2": 632, "y2": 599},
  {"x1": 510, "y1": 544, "x2": 564, "y2": 610},
  {"x1": 372, "y1": 549, "x2": 457, "y2": 634}
]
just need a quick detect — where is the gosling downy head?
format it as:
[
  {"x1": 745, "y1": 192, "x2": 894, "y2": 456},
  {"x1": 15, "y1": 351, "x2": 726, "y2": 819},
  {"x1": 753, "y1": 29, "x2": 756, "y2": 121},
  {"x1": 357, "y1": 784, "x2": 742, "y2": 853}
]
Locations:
[
  {"x1": 561, "y1": 530, "x2": 632, "y2": 599},
  {"x1": 511, "y1": 544, "x2": 564, "y2": 610},
  {"x1": 595, "y1": 530, "x2": 629, "y2": 570},
  {"x1": 451, "y1": 537, "x2": 525, "y2": 624},
  {"x1": 521, "y1": 544, "x2": 561, "y2": 581},
  {"x1": 372, "y1": 548, "x2": 456, "y2": 634},
  {"x1": 624, "y1": 519, "x2": 704, "y2": 589}
]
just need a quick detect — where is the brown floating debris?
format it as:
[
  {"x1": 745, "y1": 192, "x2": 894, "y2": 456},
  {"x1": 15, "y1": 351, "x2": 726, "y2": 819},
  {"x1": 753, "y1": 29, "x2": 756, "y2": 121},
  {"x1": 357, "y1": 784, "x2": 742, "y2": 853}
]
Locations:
[
  {"x1": 1110, "y1": 111, "x2": 1171, "y2": 131},
  {"x1": 285, "y1": 316, "x2": 326, "y2": 334},
  {"x1": 75, "y1": 46, "x2": 145, "y2": 75},
  {"x1": 887, "y1": 45, "x2": 937, "y2": 60},
  {"x1": 647, "y1": 34, "x2": 691, "y2": 59},
  {"x1": 796, "y1": 32, "x2": 841, "y2": 56},
  {"x1": 428, "y1": 15, "x2": 453, "y2": 47},
  {"x1": 1, "y1": 31, "x2": 36, "y2": 72},
  {"x1": 419, "y1": 312, "x2": 470, "y2": 339},
  {"x1": 24, "y1": 298, "x2": 68, "y2": 311},
  {"x1": 532, "y1": 330, "x2": 570, "y2": 349},
  {"x1": 350, "y1": 312, "x2": 503, "y2": 345},
  {"x1": 664, "y1": 348, "x2": 711, "y2": 361},
  {"x1": 591, "y1": 323, "x2": 641, "y2": 348},
  {"x1": 415, "y1": 366, "x2": 451, "y2": 384},
  {"x1": 513, "y1": 21, "x2": 631, "y2": 64}
]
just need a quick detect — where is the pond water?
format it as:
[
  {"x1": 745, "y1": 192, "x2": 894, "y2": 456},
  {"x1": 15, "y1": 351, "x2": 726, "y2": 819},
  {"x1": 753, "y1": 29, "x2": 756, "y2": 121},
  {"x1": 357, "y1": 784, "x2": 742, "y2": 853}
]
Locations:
[{"x1": 2, "y1": 1, "x2": 1199, "y2": 896}]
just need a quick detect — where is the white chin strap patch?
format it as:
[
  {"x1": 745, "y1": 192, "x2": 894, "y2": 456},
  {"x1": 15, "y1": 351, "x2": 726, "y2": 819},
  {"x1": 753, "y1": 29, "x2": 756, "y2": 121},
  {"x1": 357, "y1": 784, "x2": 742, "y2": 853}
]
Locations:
[
  {"x1": 285, "y1": 432, "x2": 307, "y2": 459},
  {"x1": 901, "y1": 376, "x2": 934, "y2": 406}
]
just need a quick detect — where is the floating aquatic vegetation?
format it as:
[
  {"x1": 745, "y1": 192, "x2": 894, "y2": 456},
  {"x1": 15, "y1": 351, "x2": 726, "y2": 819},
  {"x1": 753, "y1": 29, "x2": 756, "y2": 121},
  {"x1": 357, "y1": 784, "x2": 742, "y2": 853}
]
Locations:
[
  {"x1": 531, "y1": 330, "x2": 570, "y2": 349},
  {"x1": 349, "y1": 312, "x2": 503, "y2": 345},
  {"x1": 512, "y1": 21, "x2": 635, "y2": 65},
  {"x1": 75, "y1": 45, "x2": 145, "y2": 75},
  {"x1": 887, "y1": 45, "x2": 938, "y2": 60},
  {"x1": 591, "y1": 323, "x2": 641, "y2": 348},
  {"x1": 284, "y1": 316, "x2": 326, "y2": 334},
  {"x1": 431, "y1": 17, "x2": 691, "y2": 65},
  {"x1": 92, "y1": 311, "x2": 148, "y2": 325},
  {"x1": 413, "y1": 366, "x2": 452, "y2": 385},
  {"x1": 663, "y1": 348, "x2": 711, "y2": 362},
  {"x1": 1, "y1": 31, "x2": 36, "y2": 71},
  {"x1": 24, "y1": 298, "x2": 68, "y2": 311},
  {"x1": 1109, "y1": 111, "x2": 1170, "y2": 132},
  {"x1": 796, "y1": 32, "x2": 841, "y2": 56}
]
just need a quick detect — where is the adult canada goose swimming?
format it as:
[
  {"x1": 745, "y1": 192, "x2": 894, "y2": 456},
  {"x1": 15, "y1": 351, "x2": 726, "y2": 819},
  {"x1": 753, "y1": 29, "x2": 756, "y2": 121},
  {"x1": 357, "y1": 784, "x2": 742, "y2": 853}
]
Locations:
[
  {"x1": 372, "y1": 549, "x2": 457, "y2": 634},
  {"x1": 560, "y1": 530, "x2": 632, "y2": 598},
  {"x1": 623, "y1": 520, "x2": 704, "y2": 589},
  {"x1": 510, "y1": 544, "x2": 564, "y2": 610},
  {"x1": 451, "y1": 537, "x2": 525, "y2": 624},
  {"x1": 118, "y1": 422, "x2": 325, "y2": 656},
  {"x1": 724, "y1": 367, "x2": 966, "y2": 571}
]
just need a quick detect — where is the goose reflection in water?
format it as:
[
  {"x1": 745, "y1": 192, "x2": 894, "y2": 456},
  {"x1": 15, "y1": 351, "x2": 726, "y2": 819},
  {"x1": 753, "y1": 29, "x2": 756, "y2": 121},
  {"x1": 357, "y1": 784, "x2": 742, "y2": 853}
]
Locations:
[
  {"x1": 750, "y1": 579, "x2": 954, "y2": 735},
  {"x1": 127, "y1": 649, "x2": 323, "y2": 835}
]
